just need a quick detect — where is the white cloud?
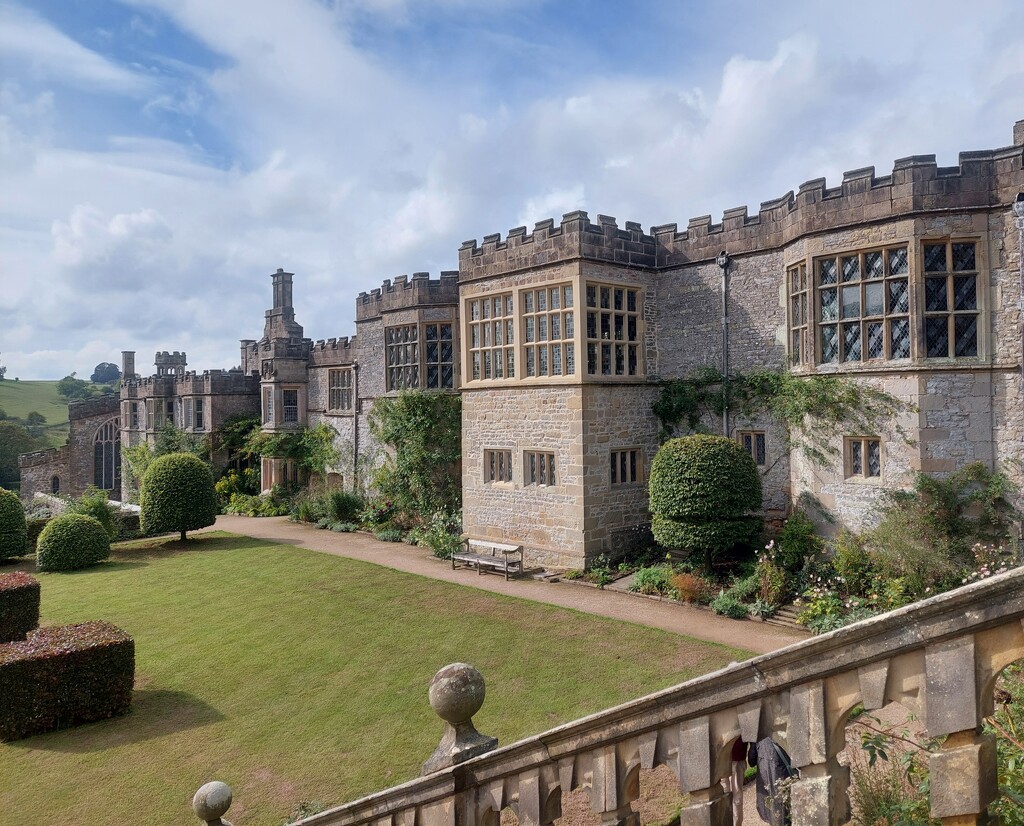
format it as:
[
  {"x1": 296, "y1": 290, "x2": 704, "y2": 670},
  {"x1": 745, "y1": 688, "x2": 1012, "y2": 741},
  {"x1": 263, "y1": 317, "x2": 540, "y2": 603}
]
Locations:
[
  {"x1": 0, "y1": 2, "x2": 155, "y2": 96},
  {"x1": 1, "y1": 0, "x2": 1022, "y2": 378}
]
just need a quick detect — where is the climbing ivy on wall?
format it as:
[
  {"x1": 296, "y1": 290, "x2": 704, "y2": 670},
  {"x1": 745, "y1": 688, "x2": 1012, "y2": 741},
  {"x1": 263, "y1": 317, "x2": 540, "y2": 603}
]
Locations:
[
  {"x1": 653, "y1": 367, "x2": 911, "y2": 465},
  {"x1": 368, "y1": 391, "x2": 462, "y2": 523}
]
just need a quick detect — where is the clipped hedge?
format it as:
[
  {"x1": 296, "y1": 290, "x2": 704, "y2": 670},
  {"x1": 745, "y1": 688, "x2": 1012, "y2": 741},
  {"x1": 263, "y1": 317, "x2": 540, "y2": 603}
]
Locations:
[
  {"x1": 648, "y1": 435, "x2": 763, "y2": 565},
  {"x1": 0, "y1": 572, "x2": 40, "y2": 643},
  {"x1": 140, "y1": 453, "x2": 218, "y2": 540},
  {"x1": 36, "y1": 514, "x2": 111, "y2": 572},
  {"x1": 0, "y1": 487, "x2": 27, "y2": 561},
  {"x1": 0, "y1": 621, "x2": 134, "y2": 741},
  {"x1": 26, "y1": 517, "x2": 50, "y2": 550}
]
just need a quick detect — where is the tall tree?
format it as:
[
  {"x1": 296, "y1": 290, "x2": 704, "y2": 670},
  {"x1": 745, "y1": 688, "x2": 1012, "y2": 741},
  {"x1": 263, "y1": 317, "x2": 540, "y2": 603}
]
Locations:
[{"x1": 90, "y1": 362, "x2": 121, "y2": 384}]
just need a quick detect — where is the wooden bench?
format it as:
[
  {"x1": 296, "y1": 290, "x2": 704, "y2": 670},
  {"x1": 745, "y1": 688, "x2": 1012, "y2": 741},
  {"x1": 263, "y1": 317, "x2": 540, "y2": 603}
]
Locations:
[{"x1": 452, "y1": 538, "x2": 524, "y2": 581}]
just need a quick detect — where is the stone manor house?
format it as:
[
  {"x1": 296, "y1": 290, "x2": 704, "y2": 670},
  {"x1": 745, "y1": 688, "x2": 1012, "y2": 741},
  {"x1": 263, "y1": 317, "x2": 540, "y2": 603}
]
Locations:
[{"x1": 19, "y1": 119, "x2": 1024, "y2": 569}]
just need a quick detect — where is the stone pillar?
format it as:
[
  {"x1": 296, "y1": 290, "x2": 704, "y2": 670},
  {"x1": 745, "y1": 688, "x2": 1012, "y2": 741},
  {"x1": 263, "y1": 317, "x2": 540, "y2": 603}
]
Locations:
[
  {"x1": 674, "y1": 717, "x2": 730, "y2": 826},
  {"x1": 925, "y1": 637, "x2": 997, "y2": 823},
  {"x1": 787, "y1": 681, "x2": 850, "y2": 826}
]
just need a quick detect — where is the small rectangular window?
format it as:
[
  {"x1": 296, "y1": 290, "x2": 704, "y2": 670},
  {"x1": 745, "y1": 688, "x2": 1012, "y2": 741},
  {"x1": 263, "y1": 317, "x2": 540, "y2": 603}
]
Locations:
[
  {"x1": 737, "y1": 431, "x2": 767, "y2": 466},
  {"x1": 328, "y1": 368, "x2": 353, "y2": 411},
  {"x1": 283, "y1": 389, "x2": 299, "y2": 423},
  {"x1": 130, "y1": 401, "x2": 139, "y2": 430},
  {"x1": 185, "y1": 399, "x2": 193, "y2": 428},
  {"x1": 484, "y1": 449, "x2": 513, "y2": 483},
  {"x1": 610, "y1": 449, "x2": 642, "y2": 485},
  {"x1": 195, "y1": 398, "x2": 205, "y2": 431},
  {"x1": 263, "y1": 388, "x2": 274, "y2": 424},
  {"x1": 146, "y1": 399, "x2": 155, "y2": 430},
  {"x1": 846, "y1": 437, "x2": 882, "y2": 479},
  {"x1": 524, "y1": 451, "x2": 556, "y2": 486},
  {"x1": 167, "y1": 399, "x2": 176, "y2": 427}
]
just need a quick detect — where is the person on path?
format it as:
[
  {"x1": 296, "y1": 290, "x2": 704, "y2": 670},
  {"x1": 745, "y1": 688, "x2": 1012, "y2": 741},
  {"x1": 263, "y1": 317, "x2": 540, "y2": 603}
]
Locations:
[{"x1": 749, "y1": 738, "x2": 795, "y2": 826}]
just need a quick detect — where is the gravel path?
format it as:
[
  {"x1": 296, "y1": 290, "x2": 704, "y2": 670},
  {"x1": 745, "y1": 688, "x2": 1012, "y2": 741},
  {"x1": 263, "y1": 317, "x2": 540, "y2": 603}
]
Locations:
[{"x1": 208, "y1": 515, "x2": 807, "y2": 655}]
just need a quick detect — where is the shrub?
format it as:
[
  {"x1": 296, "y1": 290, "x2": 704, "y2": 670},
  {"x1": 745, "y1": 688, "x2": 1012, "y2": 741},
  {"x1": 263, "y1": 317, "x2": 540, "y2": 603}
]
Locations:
[
  {"x1": 214, "y1": 467, "x2": 261, "y2": 510},
  {"x1": 360, "y1": 497, "x2": 395, "y2": 526},
  {"x1": 65, "y1": 487, "x2": 118, "y2": 540},
  {"x1": 648, "y1": 435, "x2": 763, "y2": 569},
  {"x1": 755, "y1": 541, "x2": 790, "y2": 607},
  {"x1": 0, "y1": 572, "x2": 40, "y2": 643},
  {"x1": 25, "y1": 517, "x2": 49, "y2": 550},
  {"x1": 710, "y1": 591, "x2": 749, "y2": 619},
  {"x1": 315, "y1": 517, "x2": 332, "y2": 529},
  {"x1": 326, "y1": 490, "x2": 363, "y2": 524},
  {"x1": 0, "y1": 621, "x2": 134, "y2": 741},
  {"x1": 224, "y1": 492, "x2": 290, "y2": 518},
  {"x1": 776, "y1": 509, "x2": 819, "y2": 572},
  {"x1": 0, "y1": 487, "x2": 27, "y2": 561},
  {"x1": 140, "y1": 453, "x2": 218, "y2": 540},
  {"x1": 723, "y1": 573, "x2": 759, "y2": 603},
  {"x1": 420, "y1": 510, "x2": 462, "y2": 559},
  {"x1": 671, "y1": 572, "x2": 714, "y2": 604},
  {"x1": 629, "y1": 565, "x2": 676, "y2": 597},
  {"x1": 330, "y1": 522, "x2": 359, "y2": 533},
  {"x1": 36, "y1": 514, "x2": 110, "y2": 572},
  {"x1": 373, "y1": 528, "x2": 404, "y2": 543}
]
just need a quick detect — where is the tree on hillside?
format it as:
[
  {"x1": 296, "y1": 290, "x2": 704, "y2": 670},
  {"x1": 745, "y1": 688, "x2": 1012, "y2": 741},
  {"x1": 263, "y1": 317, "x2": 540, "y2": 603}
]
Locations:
[
  {"x1": 139, "y1": 453, "x2": 218, "y2": 541},
  {"x1": 56, "y1": 373, "x2": 93, "y2": 401},
  {"x1": 0, "y1": 421, "x2": 46, "y2": 489},
  {"x1": 90, "y1": 363, "x2": 121, "y2": 384},
  {"x1": 0, "y1": 352, "x2": 6, "y2": 380},
  {"x1": 24, "y1": 411, "x2": 46, "y2": 438}
]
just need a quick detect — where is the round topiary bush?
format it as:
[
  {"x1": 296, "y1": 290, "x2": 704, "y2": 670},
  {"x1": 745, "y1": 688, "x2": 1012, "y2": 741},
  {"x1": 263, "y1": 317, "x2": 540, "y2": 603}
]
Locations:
[
  {"x1": 36, "y1": 513, "x2": 111, "y2": 571},
  {"x1": 648, "y1": 434, "x2": 763, "y2": 568},
  {"x1": 140, "y1": 453, "x2": 217, "y2": 541},
  {"x1": 0, "y1": 488, "x2": 28, "y2": 561}
]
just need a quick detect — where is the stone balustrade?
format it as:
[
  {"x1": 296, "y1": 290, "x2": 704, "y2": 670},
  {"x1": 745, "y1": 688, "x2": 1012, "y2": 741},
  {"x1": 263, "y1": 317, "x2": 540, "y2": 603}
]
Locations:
[{"x1": 194, "y1": 566, "x2": 1024, "y2": 825}]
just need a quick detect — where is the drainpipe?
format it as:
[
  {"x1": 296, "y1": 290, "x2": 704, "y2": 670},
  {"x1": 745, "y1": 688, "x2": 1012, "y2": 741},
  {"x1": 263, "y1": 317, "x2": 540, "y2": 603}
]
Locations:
[
  {"x1": 352, "y1": 360, "x2": 360, "y2": 493},
  {"x1": 1013, "y1": 194, "x2": 1024, "y2": 549},
  {"x1": 716, "y1": 250, "x2": 731, "y2": 437}
]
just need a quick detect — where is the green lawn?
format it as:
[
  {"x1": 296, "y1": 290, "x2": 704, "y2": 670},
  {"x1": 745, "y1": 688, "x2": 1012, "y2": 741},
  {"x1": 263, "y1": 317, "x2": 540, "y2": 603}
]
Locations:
[
  {"x1": 0, "y1": 380, "x2": 75, "y2": 446},
  {"x1": 0, "y1": 534, "x2": 750, "y2": 825}
]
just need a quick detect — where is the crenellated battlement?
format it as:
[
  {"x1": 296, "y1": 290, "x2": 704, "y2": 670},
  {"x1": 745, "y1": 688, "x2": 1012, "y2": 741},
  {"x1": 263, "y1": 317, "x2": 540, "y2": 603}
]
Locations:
[
  {"x1": 67, "y1": 395, "x2": 119, "y2": 421},
  {"x1": 19, "y1": 444, "x2": 68, "y2": 469},
  {"x1": 309, "y1": 336, "x2": 357, "y2": 368},
  {"x1": 653, "y1": 140, "x2": 1023, "y2": 267},
  {"x1": 121, "y1": 370, "x2": 257, "y2": 396},
  {"x1": 459, "y1": 211, "x2": 657, "y2": 281},
  {"x1": 355, "y1": 271, "x2": 459, "y2": 321}
]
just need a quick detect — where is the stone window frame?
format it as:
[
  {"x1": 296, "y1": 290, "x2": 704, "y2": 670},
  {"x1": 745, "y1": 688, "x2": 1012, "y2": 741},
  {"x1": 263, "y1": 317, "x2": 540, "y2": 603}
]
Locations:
[
  {"x1": 328, "y1": 368, "x2": 353, "y2": 412},
  {"x1": 522, "y1": 284, "x2": 576, "y2": 379},
  {"x1": 483, "y1": 449, "x2": 513, "y2": 484},
  {"x1": 468, "y1": 294, "x2": 515, "y2": 381},
  {"x1": 585, "y1": 281, "x2": 643, "y2": 379},
  {"x1": 194, "y1": 398, "x2": 205, "y2": 431},
  {"x1": 129, "y1": 401, "x2": 140, "y2": 430},
  {"x1": 921, "y1": 238, "x2": 981, "y2": 360},
  {"x1": 609, "y1": 448, "x2": 643, "y2": 486},
  {"x1": 524, "y1": 450, "x2": 557, "y2": 487},
  {"x1": 844, "y1": 436, "x2": 883, "y2": 482},
  {"x1": 736, "y1": 430, "x2": 767, "y2": 466},
  {"x1": 282, "y1": 388, "x2": 300, "y2": 423},
  {"x1": 93, "y1": 416, "x2": 121, "y2": 492},
  {"x1": 145, "y1": 399, "x2": 156, "y2": 430},
  {"x1": 185, "y1": 398, "x2": 194, "y2": 429},
  {"x1": 812, "y1": 244, "x2": 912, "y2": 365},
  {"x1": 262, "y1": 387, "x2": 274, "y2": 425},
  {"x1": 386, "y1": 322, "x2": 455, "y2": 391},
  {"x1": 788, "y1": 263, "x2": 810, "y2": 366}
]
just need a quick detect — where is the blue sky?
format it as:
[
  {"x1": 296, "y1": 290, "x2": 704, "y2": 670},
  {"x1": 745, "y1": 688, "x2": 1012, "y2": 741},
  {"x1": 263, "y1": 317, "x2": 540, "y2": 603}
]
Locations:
[{"x1": 1, "y1": 0, "x2": 1022, "y2": 379}]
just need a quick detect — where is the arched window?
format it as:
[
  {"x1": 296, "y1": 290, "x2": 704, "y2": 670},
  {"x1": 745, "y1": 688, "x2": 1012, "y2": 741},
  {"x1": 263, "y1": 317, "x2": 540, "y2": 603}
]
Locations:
[
  {"x1": 93, "y1": 418, "x2": 121, "y2": 493},
  {"x1": 50, "y1": 476, "x2": 60, "y2": 495}
]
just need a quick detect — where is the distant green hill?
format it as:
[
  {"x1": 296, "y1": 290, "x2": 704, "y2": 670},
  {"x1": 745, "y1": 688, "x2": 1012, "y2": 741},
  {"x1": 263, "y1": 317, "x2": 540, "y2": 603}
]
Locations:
[{"x1": 0, "y1": 380, "x2": 80, "y2": 448}]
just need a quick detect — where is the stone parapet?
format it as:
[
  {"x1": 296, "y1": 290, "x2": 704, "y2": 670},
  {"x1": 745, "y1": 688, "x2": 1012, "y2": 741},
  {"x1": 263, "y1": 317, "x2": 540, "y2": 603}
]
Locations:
[
  {"x1": 67, "y1": 395, "x2": 119, "y2": 421},
  {"x1": 459, "y1": 212, "x2": 657, "y2": 282},
  {"x1": 309, "y1": 336, "x2": 356, "y2": 368},
  {"x1": 356, "y1": 272, "x2": 459, "y2": 322},
  {"x1": 653, "y1": 142, "x2": 1023, "y2": 267},
  {"x1": 18, "y1": 444, "x2": 68, "y2": 470}
]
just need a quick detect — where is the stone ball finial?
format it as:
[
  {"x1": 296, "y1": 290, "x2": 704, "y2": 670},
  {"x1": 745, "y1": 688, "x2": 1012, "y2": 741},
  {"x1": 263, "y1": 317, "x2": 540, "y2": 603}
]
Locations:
[
  {"x1": 429, "y1": 662, "x2": 486, "y2": 725},
  {"x1": 193, "y1": 781, "x2": 232, "y2": 823}
]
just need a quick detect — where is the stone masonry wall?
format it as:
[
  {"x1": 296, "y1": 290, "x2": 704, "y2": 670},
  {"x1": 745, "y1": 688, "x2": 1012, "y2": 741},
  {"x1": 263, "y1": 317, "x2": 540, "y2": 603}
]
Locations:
[{"x1": 462, "y1": 386, "x2": 585, "y2": 568}]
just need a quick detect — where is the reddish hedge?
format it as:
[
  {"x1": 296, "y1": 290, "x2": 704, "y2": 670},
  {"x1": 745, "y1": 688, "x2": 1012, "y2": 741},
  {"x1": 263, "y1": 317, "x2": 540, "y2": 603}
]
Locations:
[
  {"x1": 0, "y1": 572, "x2": 40, "y2": 643},
  {"x1": 0, "y1": 621, "x2": 135, "y2": 741}
]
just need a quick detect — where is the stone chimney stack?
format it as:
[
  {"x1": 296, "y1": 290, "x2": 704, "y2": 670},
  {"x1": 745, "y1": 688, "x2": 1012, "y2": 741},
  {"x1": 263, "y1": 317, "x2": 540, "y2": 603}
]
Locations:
[
  {"x1": 1014, "y1": 119, "x2": 1024, "y2": 147},
  {"x1": 263, "y1": 269, "x2": 304, "y2": 342},
  {"x1": 121, "y1": 350, "x2": 136, "y2": 380}
]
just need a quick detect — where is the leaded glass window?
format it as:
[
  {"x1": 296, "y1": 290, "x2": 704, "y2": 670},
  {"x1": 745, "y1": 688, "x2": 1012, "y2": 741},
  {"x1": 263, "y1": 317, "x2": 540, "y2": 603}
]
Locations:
[
  {"x1": 789, "y1": 264, "x2": 809, "y2": 366},
  {"x1": 610, "y1": 449, "x2": 642, "y2": 485},
  {"x1": 386, "y1": 324, "x2": 419, "y2": 390},
  {"x1": 737, "y1": 431, "x2": 767, "y2": 466},
  {"x1": 423, "y1": 323, "x2": 454, "y2": 389},
  {"x1": 484, "y1": 449, "x2": 513, "y2": 483},
  {"x1": 922, "y1": 240, "x2": 979, "y2": 358},
  {"x1": 585, "y1": 282, "x2": 641, "y2": 377},
  {"x1": 815, "y1": 245, "x2": 909, "y2": 363},
  {"x1": 524, "y1": 451, "x2": 556, "y2": 486},
  {"x1": 328, "y1": 368, "x2": 353, "y2": 411},
  {"x1": 468, "y1": 294, "x2": 514, "y2": 381},
  {"x1": 523, "y1": 284, "x2": 574, "y2": 378},
  {"x1": 846, "y1": 437, "x2": 881, "y2": 479}
]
